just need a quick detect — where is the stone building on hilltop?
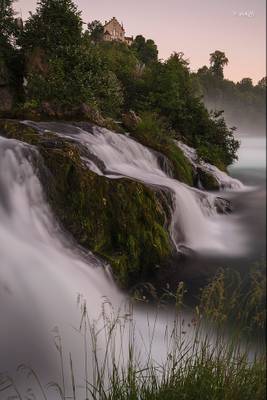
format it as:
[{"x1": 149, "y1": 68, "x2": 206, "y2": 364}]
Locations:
[{"x1": 103, "y1": 17, "x2": 133, "y2": 45}]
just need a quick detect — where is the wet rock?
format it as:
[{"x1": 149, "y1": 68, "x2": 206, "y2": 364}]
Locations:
[
  {"x1": 214, "y1": 197, "x2": 232, "y2": 214},
  {"x1": 197, "y1": 167, "x2": 220, "y2": 191}
]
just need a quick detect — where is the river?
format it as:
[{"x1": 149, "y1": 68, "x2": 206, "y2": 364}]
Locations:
[
  {"x1": 229, "y1": 135, "x2": 266, "y2": 260},
  {"x1": 157, "y1": 134, "x2": 266, "y2": 294}
]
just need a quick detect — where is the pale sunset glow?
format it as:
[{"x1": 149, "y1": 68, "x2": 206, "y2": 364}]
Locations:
[{"x1": 16, "y1": 0, "x2": 266, "y2": 83}]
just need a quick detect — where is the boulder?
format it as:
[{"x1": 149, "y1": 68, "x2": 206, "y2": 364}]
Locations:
[
  {"x1": 214, "y1": 197, "x2": 232, "y2": 214},
  {"x1": 197, "y1": 167, "x2": 220, "y2": 191},
  {"x1": 122, "y1": 110, "x2": 141, "y2": 130}
]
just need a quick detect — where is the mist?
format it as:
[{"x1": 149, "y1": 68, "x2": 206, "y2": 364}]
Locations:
[{"x1": 203, "y1": 93, "x2": 266, "y2": 137}]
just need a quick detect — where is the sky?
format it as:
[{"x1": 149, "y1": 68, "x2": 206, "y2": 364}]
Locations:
[{"x1": 16, "y1": 0, "x2": 266, "y2": 84}]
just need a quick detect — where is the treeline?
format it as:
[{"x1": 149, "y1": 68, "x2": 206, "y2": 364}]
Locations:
[
  {"x1": 196, "y1": 51, "x2": 266, "y2": 135},
  {"x1": 0, "y1": 0, "x2": 254, "y2": 168}
]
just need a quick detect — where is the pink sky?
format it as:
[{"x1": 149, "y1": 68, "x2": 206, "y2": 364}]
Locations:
[{"x1": 16, "y1": 0, "x2": 266, "y2": 84}]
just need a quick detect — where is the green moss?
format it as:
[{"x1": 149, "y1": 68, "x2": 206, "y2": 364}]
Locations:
[
  {"x1": 197, "y1": 168, "x2": 220, "y2": 191},
  {"x1": 129, "y1": 130, "x2": 194, "y2": 186},
  {"x1": 0, "y1": 119, "x2": 172, "y2": 288},
  {"x1": 161, "y1": 143, "x2": 194, "y2": 185},
  {"x1": 0, "y1": 119, "x2": 40, "y2": 144}
]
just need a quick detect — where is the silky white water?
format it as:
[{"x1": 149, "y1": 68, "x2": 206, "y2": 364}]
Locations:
[
  {"x1": 0, "y1": 137, "x2": 121, "y2": 394},
  {"x1": 0, "y1": 124, "x2": 253, "y2": 398},
  {"x1": 29, "y1": 121, "x2": 246, "y2": 255},
  {"x1": 176, "y1": 140, "x2": 244, "y2": 190},
  {"x1": 0, "y1": 135, "x2": 207, "y2": 399}
]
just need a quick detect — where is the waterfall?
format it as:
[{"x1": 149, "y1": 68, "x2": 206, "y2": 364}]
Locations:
[
  {"x1": 176, "y1": 140, "x2": 244, "y2": 190},
  {"x1": 0, "y1": 136, "x2": 120, "y2": 382},
  {"x1": 0, "y1": 123, "x2": 253, "y2": 397},
  {"x1": 25, "y1": 121, "x2": 247, "y2": 255}
]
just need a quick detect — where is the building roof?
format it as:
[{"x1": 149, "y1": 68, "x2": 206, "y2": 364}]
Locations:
[{"x1": 104, "y1": 17, "x2": 125, "y2": 32}]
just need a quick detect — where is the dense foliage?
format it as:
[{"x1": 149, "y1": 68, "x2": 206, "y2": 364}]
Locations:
[
  {"x1": 4, "y1": 0, "x2": 266, "y2": 167},
  {"x1": 16, "y1": 1, "x2": 123, "y2": 116},
  {"x1": 131, "y1": 34, "x2": 158, "y2": 64},
  {"x1": 0, "y1": 0, "x2": 23, "y2": 94},
  {"x1": 19, "y1": 0, "x2": 83, "y2": 51}
]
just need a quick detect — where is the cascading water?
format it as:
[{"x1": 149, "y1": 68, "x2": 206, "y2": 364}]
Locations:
[
  {"x1": 0, "y1": 123, "x2": 252, "y2": 398},
  {"x1": 25, "y1": 121, "x2": 247, "y2": 255},
  {"x1": 0, "y1": 137, "x2": 121, "y2": 387},
  {"x1": 176, "y1": 140, "x2": 244, "y2": 190}
]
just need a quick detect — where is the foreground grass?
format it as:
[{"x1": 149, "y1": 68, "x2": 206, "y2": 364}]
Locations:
[{"x1": 1, "y1": 266, "x2": 266, "y2": 400}]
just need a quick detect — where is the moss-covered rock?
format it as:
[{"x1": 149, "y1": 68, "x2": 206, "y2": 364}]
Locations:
[
  {"x1": 128, "y1": 132, "x2": 194, "y2": 186},
  {"x1": 120, "y1": 112, "x2": 195, "y2": 186},
  {"x1": 197, "y1": 167, "x2": 220, "y2": 191},
  {"x1": 0, "y1": 119, "x2": 172, "y2": 288}
]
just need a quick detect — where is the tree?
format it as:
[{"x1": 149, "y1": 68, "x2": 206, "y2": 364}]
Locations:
[
  {"x1": 20, "y1": 0, "x2": 123, "y2": 116},
  {"x1": 25, "y1": 38, "x2": 123, "y2": 116},
  {"x1": 98, "y1": 41, "x2": 140, "y2": 110},
  {"x1": 238, "y1": 77, "x2": 253, "y2": 90},
  {"x1": 87, "y1": 20, "x2": 104, "y2": 42},
  {"x1": 141, "y1": 52, "x2": 197, "y2": 131},
  {"x1": 197, "y1": 65, "x2": 210, "y2": 75},
  {"x1": 0, "y1": 0, "x2": 23, "y2": 95},
  {"x1": 257, "y1": 76, "x2": 267, "y2": 88},
  {"x1": 0, "y1": 0, "x2": 19, "y2": 48},
  {"x1": 209, "y1": 50, "x2": 229, "y2": 79},
  {"x1": 20, "y1": 0, "x2": 83, "y2": 52},
  {"x1": 132, "y1": 35, "x2": 158, "y2": 64}
]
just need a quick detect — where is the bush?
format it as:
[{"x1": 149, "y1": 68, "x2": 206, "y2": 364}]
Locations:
[{"x1": 24, "y1": 40, "x2": 123, "y2": 117}]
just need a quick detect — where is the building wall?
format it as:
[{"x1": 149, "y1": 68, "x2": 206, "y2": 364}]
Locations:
[{"x1": 104, "y1": 18, "x2": 125, "y2": 42}]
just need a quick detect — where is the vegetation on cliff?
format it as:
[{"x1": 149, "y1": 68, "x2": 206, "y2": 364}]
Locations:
[{"x1": 0, "y1": 0, "x2": 243, "y2": 170}]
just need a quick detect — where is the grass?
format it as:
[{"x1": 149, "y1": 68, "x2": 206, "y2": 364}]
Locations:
[
  {"x1": 128, "y1": 112, "x2": 195, "y2": 186},
  {"x1": 0, "y1": 267, "x2": 266, "y2": 400}
]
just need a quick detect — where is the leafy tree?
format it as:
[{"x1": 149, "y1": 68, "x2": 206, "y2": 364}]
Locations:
[
  {"x1": 238, "y1": 78, "x2": 253, "y2": 90},
  {"x1": 209, "y1": 50, "x2": 229, "y2": 79},
  {"x1": 87, "y1": 20, "x2": 104, "y2": 42},
  {"x1": 197, "y1": 65, "x2": 210, "y2": 75},
  {"x1": 0, "y1": 0, "x2": 241, "y2": 167},
  {"x1": 0, "y1": 0, "x2": 23, "y2": 95},
  {"x1": 25, "y1": 37, "x2": 123, "y2": 116},
  {"x1": 97, "y1": 41, "x2": 140, "y2": 110},
  {"x1": 0, "y1": 0, "x2": 19, "y2": 47},
  {"x1": 142, "y1": 52, "x2": 195, "y2": 130},
  {"x1": 132, "y1": 35, "x2": 158, "y2": 64},
  {"x1": 257, "y1": 76, "x2": 267, "y2": 88},
  {"x1": 22, "y1": 0, "x2": 123, "y2": 116},
  {"x1": 20, "y1": 0, "x2": 83, "y2": 52}
]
